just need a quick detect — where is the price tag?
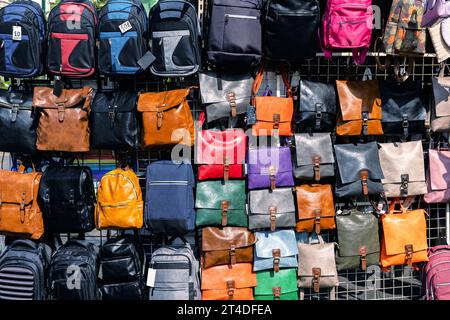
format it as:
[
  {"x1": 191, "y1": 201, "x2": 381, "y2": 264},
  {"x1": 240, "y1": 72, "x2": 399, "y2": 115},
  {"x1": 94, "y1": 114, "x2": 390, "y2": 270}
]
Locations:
[
  {"x1": 146, "y1": 268, "x2": 156, "y2": 287},
  {"x1": 12, "y1": 26, "x2": 22, "y2": 41},
  {"x1": 119, "y1": 21, "x2": 132, "y2": 33}
]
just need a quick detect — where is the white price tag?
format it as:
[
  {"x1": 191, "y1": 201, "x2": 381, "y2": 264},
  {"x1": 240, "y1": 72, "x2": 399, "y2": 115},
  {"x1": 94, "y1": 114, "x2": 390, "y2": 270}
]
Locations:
[
  {"x1": 12, "y1": 26, "x2": 22, "y2": 41},
  {"x1": 336, "y1": 209, "x2": 343, "y2": 216},
  {"x1": 118, "y1": 21, "x2": 132, "y2": 33},
  {"x1": 146, "y1": 268, "x2": 156, "y2": 287}
]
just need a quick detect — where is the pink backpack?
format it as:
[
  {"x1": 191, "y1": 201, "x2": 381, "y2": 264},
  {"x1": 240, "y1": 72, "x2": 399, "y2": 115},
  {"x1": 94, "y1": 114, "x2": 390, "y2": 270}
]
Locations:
[
  {"x1": 423, "y1": 245, "x2": 450, "y2": 300},
  {"x1": 320, "y1": 0, "x2": 373, "y2": 65}
]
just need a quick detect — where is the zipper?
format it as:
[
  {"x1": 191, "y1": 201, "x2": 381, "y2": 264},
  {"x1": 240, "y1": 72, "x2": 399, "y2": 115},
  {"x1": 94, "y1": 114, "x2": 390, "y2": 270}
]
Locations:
[
  {"x1": 151, "y1": 252, "x2": 192, "y2": 276},
  {"x1": 225, "y1": 14, "x2": 257, "y2": 20},
  {"x1": 428, "y1": 265, "x2": 450, "y2": 299},
  {"x1": 436, "y1": 282, "x2": 450, "y2": 287},
  {"x1": 148, "y1": 180, "x2": 190, "y2": 186},
  {"x1": 99, "y1": 203, "x2": 130, "y2": 208},
  {"x1": 101, "y1": 173, "x2": 139, "y2": 199},
  {"x1": 338, "y1": 19, "x2": 367, "y2": 25},
  {"x1": 336, "y1": 3, "x2": 369, "y2": 8}
]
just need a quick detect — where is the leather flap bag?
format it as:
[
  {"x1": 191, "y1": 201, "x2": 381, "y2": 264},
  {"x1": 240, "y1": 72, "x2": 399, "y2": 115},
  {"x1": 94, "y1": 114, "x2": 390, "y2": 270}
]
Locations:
[
  {"x1": 380, "y1": 79, "x2": 426, "y2": 137},
  {"x1": 254, "y1": 230, "x2": 298, "y2": 272},
  {"x1": 254, "y1": 269, "x2": 298, "y2": 300},
  {"x1": 247, "y1": 146, "x2": 294, "y2": 190},
  {"x1": 195, "y1": 180, "x2": 247, "y2": 227},
  {"x1": 0, "y1": 166, "x2": 44, "y2": 240},
  {"x1": 295, "y1": 184, "x2": 335, "y2": 234},
  {"x1": 424, "y1": 149, "x2": 450, "y2": 203},
  {"x1": 379, "y1": 141, "x2": 427, "y2": 197},
  {"x1": 202, "y1": 227, "x2": 255, "y2": 268},
  {"x1": 336, "y1": 80, "x2": 383, "y2": 136},
  {"x1": 296, "y1": 80, "x2": 336, "y2": 132},
  {"x1": 381, "y1": 200, "x2": 428, "y2": 269},
  {"x1": 199, "y1": 71, "x2": 253, "y2": 122},
  {"x1": 251, "y1": 64, "x2": 293, "y2": 136},
  {"x1": 294, "y1": 133, "x2": 335, "y2": 181},
  {"x1": 335, "y1": 209, "x2": 380, "y2": 272},
  {"x1": 32, "y1": 86, "x2": 93, "y2": 152},
  {"x1": 137, "y1": 88, "x2": 195, "y2": 147},
  {"x1": 334, "y1": 142, "x2": 384, "y2": 198},
  {"x1": 0, "y1": 89, "x2": 37, "y2": 154},
  {"x1": 248, "y1": 188, "x2": 296, "y2": 231},
  {"x1": 430, "y1": 67, "x2": 450, "y2": 132}
]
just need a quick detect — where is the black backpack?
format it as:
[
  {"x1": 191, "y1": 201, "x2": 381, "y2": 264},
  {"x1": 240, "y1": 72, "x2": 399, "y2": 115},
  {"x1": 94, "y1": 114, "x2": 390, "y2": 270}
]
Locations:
[
  {"x1": 47, "y1": 0, "x2": 97, "y2": 78},
  {"x1": 0, "y1": 239, "x2": 51, "y2": 300},
  {"x1": 262, "y1": 0, "x2": 320, "y2": 61},
  {"x1": 48, "y1": 240, "x2": 99, "y2": 300},
  {"x1": 205, "y1": 0, "x2": 262, "y2": 70},
  {"x1": 97, "y1": 0, "x2": 148, "y2": 76},
  {"x1": 38, "y1": 166, "x2": 96, "y2": 234},
  {"x1": 149, "y1": 0, "x2": 201, "y2": 77}
]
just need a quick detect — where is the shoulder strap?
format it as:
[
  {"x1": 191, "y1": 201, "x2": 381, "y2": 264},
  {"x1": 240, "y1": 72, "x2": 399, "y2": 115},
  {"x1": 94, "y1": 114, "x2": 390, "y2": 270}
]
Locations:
[{"x1": 251, "y1": 62, "x2": 292, "y2": 104}]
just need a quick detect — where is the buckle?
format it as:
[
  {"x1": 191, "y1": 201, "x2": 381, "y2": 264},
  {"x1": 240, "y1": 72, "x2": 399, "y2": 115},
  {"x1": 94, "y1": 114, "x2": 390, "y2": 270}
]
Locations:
[
  {"x1": 227, "y1": 280, "x2": 235, "y2": 300},
  {"x1": 360, "y1": 170, "x2": 369, "y2": 195},
  {"x1": 402, "y1": 115, "x2": 409, "y2": 137},
  {"x1": 272, "y1": 249, "x2": 281, "y2": 272},
  {"x1": 313, "y1": 155, "x2": 321, "y2": 181},
  {"x1": 269, "y1": 166, "x2": 276, "y2": 190},
  {"x1": 272, "y1": 286, "x2": 281, "y2": 300},
  {"x1": 314, "y1": 209, "x2": 321, "y2": 234},
  {"x1": 400, "y1": 174, "x2": 409, "y2": 197},
  {"x1": 273, "y1": 113, "x2": 280, "y2": 130},
  {"x1": 156, "y1": 111, "x2": 164, "y2": 129},
  {"x1": 221, "y1": 200, "x2": 229, "y2": 227},
  {"x1": 359, "y1": 246, "x2": 367, "y2": 271},
  {"x1": 405, "y1": 244, "x2": 413, "y2": 267},
  {"x1": 315, "y1": 103, "x2": 323, "y2": 129},
  {"x1": 223, "y1": 156, "x2": 230, "y2": 181},
  {"x1": 312, "y1": 268, "x2": 321, "y2": 293},
  {"x1": 229, "y1": 244, "x2": 236, "y2": 265},
  {"x1": 362, "y1": 112, "x2": 369, "y2": 135},
  {"x1": 227, "y1": 92, "x2": 237, "y2": 117},
  {"x1": 19, "y1": 192, "x2": 26, "y2": 223},
  {"x1": 10, "y1": 105, "x2": 18, "y2": 122},
  {"x1": 269, "y1": 206, "x2": 277, "y2": 231},
  {"x1": 57, "y1": 104, "x2": 65, "y2": 122}
]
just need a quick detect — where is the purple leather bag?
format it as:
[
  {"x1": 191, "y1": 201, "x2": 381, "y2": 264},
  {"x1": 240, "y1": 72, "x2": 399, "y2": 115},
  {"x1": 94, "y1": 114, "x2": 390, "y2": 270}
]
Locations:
[
  {"x1": 424, "y1": 149, "x2": 450, "y2": 203},
  {"x1": 247, "y1": 146, "x2": 294, "y2": 190},
  {"x1": 422, "y1": 0, "x2": 450, "y2": 27}
]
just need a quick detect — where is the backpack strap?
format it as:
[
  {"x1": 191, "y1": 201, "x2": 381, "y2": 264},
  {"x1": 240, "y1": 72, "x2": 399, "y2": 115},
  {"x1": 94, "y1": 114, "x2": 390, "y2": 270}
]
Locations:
[
  {"x1": 252, "y1": 61, "x2": 292, "y2": 105},
  {"x1": 352, "y1": 47, "x2": 368, "y2": 65}
]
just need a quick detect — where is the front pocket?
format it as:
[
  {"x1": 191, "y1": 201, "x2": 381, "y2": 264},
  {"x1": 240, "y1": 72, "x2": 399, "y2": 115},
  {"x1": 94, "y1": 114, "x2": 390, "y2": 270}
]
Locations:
[
  {"x1": 222, "y1": 13, "x2": 260, "y2": 54},
  {"x1": 101, "y1": 256, "x2": 140, "y2": 281},
  {"x1": 99, "y1": 31, "x2": 142, "y2": 74},
  {"x1": 329, "y1": 15, "x2": 371, "y2": 48},
  {"x1": 0, "y1": 34, "x2": 35, "y2": 75},
  {"x1": 394, "y1": 27, "x2": 426, "y2": 55},
  {"x1": 150, "y1": 282, "x2": 190, "y2": 300}
]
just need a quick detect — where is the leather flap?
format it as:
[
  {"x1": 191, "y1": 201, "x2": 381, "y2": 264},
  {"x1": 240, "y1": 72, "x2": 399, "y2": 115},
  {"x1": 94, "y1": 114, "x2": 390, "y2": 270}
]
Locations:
[
  {"x1": 137, "y1": 88, "x2": 190, "y2": 112},
  {"x1": 299, "y1": 80, "x2": 336, "y2": 114},
  {"x1": 295, "y1": 184, "x2": 335, "y2": 219},
  {"x1": 254, "y1": 96, "x2": 293, "y2": 122},
  {"x1": 199, "y1": 71, "x2": 253, "y2": 104},
  {"x1": 0, "y1": 89, "x2": 33, "y2": 110},
  {"x1": 295, "y1": 133, "x2": 334, "y2": 166},
  {"x1": 196, "y1": 129, "x2": 247, "y2": 165},
  {"x1": 201, "y1": 263, "x2": 256, "y2": 290},
  {"x1": 334, "y1": 142, "x2": 384, "y2": 184},
  {"x1": 32, "y1": 86, "x2": 92, "y2": 109},
  {"x1": 255, "y1": 230, "x2": 298, "y2": 258},
  {"x1": 247, "y1": 147, "x2": 293, "y2": 175},
  {"x1": 0, "y1": 170, "x2": 40, "y2": 205},
  {"x1": 432, "y1": 77, "x2": 450, "y2": 117},
  {"x1": 429, "y1": 149, "x2": 450, "y2": 191},
  {"x1": 195, "y1": 180, "x2": 246, "y2": 210},
  {"x1": 382, "y1": 209, "x2": 428, "y2": 256},
  {"x1": 254, "y1": 269, "x2": 298, "y2": 295},
  {"x1": 249, "y1": 188, "x2": 295, "y2": 214},
  {"x1": 336, "y1": 210, "x2": 380, "y2": 257},
  {"x1": 202, "y1": 227, "x2": 256, "y2": 251},
  {"x1": 297, "y1": 242, "x2": 337, "y2": 277},
  {"x1": 91, "y1": 91, "x2": 138, "y2": 113},
  {"x1": 336, "y1": 80, "x2": 382, "y2": 121}
]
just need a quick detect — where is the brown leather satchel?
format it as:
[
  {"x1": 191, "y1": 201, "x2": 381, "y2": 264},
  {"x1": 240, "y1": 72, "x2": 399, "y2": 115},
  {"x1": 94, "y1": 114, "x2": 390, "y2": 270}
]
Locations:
[
  {"x1": 137, "y1": 88, "x2": 195, "y2": 147},
  {"x1": 202, "y1": 227, "x2": 256, "y2": 269},
  {"x1": 32, "y1": 86, "x2": 93, "y2": 152},
  {"x1": 0, "y1": 165, "x2": 44, "y2": 239},
  {"x1": 295, "y1": 184, "x2": 335, "y2": 234},
  {"x1": 336, "y1": 80, "x2": 383, "y2": 136}
]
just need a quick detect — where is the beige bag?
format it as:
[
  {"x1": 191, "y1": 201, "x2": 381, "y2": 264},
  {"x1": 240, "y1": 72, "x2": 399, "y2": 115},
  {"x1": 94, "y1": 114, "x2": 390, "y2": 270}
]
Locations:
[
  {"x1": 429, "y1": 22, "x2": 450, "y2": 63},
  {"x1": 378, "y1": 141, "x2": 427, "y2": 198}
]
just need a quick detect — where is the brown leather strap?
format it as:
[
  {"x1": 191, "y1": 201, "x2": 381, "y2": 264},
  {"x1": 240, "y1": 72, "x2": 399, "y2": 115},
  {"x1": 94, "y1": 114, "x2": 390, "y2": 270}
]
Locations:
[
  {"x1": 400, "y1": 174, "x2": 409, "y2": 197},
  {"x1": 227, "y1": 91, "x2": 237, "y2": 117},
  {"x1": 312, "y1": 268, "x2": 321, "y2": 293},
  {"x1": 221, "y1": 200, "x2": 229, "y2": 227},
  {"x1": 314, "y1": 209, "x2": 321, "y2": 234},
  {"x1": 269, "y1": 166, "x2": 276, "y2": 190},
  {"x1": 229, "y1": 244, "x2": 236, "y2": 265},
  {"x1": 269, "y1": 206, "x2": 277, "y2": 231},
  {"x1": 313, "y1": 156, "x2": 321, "y2": 181},
  {"x1": 272, "y1": 248, "x2": 281, "y2": 272},
  {"x1": 156, "y1": 110, "x2": 164, "y2": 129},
  {"x1": 405, "y1": 244, "x2": 413, "y2": 267},
  {"x1": 359, "y1": 246, "x2": 367, "y2": 271},
  {"x1": 223, "y1": 156, "x2": 230, "y2": 181},
  {"x1": 227, "y1": 280, "x2": 235, "y2": 300},
  {"x1": 57, "y1": 104, "x2": 65, "y2": 122},
  {"x1": 19, "y1": 191, "x2": 26, "y2": 223},
  {"x1": 272, "y1": 286, "x2": 281, "y2": 300},
  {"x1": 360, "y1": 170, "x2": 369, "y2": 195},
  {"x1": 361, "y1": 112, "x2": 368, "y2": 135}
]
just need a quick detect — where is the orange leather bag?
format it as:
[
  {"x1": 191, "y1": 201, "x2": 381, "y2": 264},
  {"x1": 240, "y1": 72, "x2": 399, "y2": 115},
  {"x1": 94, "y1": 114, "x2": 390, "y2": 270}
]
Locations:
[
  {"x1": 381, "y1": 198, "x2": 428, "y2": 270},
  {"x1": 336, "y1": 80, "x2": 383, "y2": 136},
  {"x1": 137, "y1": 88, "x2": 195, "y2": 147},
  {"x1": 0, "y1": 165, "x2": 44, "y2": 239},
  {"x1": 251, "y1": 64, "x2": 293, "y2": 136},
  {"x1": 295, "y1": 184, "x2": 335, "y2": 234},
  {"x1": 95, "y1": 167, "x2": 143, "y2": 229},
  {"x1": 201, "y1": 263, "x2": 256, "y2": 300}
]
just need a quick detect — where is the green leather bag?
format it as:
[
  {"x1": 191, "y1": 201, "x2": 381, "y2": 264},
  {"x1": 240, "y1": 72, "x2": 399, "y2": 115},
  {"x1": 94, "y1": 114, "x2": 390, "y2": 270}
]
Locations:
[
  {"x1": 254, "y1": 268, "x2": 298, "y2": 300},
  {"x1": 195, "y1": 180, "x2": 247, "y2": 227}
]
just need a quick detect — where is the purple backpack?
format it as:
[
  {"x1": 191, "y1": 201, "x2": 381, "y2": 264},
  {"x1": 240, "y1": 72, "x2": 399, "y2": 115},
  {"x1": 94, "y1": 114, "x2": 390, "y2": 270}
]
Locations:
[
  {"x1": 422, "y1": 0, "x2": 450, "y2": 27},
  {"x1": 423, "y1": 245, "x2": 450, "y2": 300}
]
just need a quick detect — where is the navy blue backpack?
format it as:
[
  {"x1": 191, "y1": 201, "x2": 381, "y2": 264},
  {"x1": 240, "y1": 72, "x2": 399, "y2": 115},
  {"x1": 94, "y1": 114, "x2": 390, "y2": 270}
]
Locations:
[
  {"x1": 0, "y1": 0, "x2": 46, "y2": 78},
  {"x1": 97, "y1": 0, "x2": 148, "y2": 75},
  {"x1": 145, "y1": 160, "x2": 195, "y2": 236}
]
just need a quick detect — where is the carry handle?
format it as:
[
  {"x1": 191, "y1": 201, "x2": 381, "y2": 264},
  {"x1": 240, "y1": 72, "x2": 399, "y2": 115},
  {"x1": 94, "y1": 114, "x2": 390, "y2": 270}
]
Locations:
[
  {"x1": 9, "y1": 239, "x2": 39, "y2": 250},
  {"x1": 307, "y1": 233, "x2": 325, "y2": 245},
  {"x1": 251, "y1": 62, "x2": 292, "y2": 105},
  {"x1": 388, "y1": 197, "x2": 415, "y2": 213}
]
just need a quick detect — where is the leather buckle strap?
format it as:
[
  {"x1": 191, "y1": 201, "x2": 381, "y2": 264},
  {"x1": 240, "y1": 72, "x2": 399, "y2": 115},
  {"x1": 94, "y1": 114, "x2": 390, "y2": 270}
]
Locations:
[
  {"x1": 156, "y1": 110, "x2": 164, "y2": 129},
  {"x1": 361, "y1": 112, "x2": 369, "y2": 135},
  {"x1": 272, "y1": 286, "x2": 281, "y2": 300},
  {"x1": 400, "y1": 174, "x2": 409, "y2": 197},
  {"x1": 312, "y1": 268, "x2": 321, "y2": 293},
  {"x1": 313, "y1": 155, "x2": 321, "y2": 181},
  {"x1": 223, "y1": 156, "x2": 230, "y2": 181},
  {"x1": 227, "y1": 280, "x2": 235, "y2": 300},
  {"x1": 19, "y1": 191, "x2": 26, "y2": 223},
  {"x1": 272, "y1": 248, "x2": 281, "y2": 272},
  {"x1": 10, "y1": 105, "x2": 19, "y2": 122},
  {"x1": 227, "y1": 92, "x2": 237, "y2": 117},
  {"x1": 108, "y1": 105, "x2": 117, "y2": 127},
  {"x1": 360, "y1": 170, "x2": 369, "y2": 195},
  {"x1": 315, "y1": 103, "x2": 323, "y2": 130},
  {"x1": 229, "y1": 244, "x2": 236, "y2": 265},
  {"x1": 402, "y1": 115, "x2": 409, "y2": 137},
  {"x1": 57, "y1": 103, "x2": 65, "y2": 122},
  {"x1": 273, "y1": 113, "x2": 280, "y2": 130},
  {"x1": 221, "y1": 200, "x2": 229, "y2": 227},
  {"x1": 405, "y1": 244, "x2": 413, "y2": 267},
  {"x1": 269, "y1": 206, "x2": 277, "y2": 231},
  {"x1": 359, "y1": 246, "x2": 367, "y2": 271},
  {"x1": 314, "y1": 209, "x2": 321, "y2": 234},
  {"x1": 269, "y1": 166, "x2": 276, "y2": 190}
]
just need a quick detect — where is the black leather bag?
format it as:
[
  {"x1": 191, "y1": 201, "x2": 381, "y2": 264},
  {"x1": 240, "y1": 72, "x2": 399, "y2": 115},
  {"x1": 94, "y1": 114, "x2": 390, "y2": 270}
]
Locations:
[
  {"x1": 0, "y1": 89, "x2": 38, "y2": 154},
  {"x1": 90, "y1": 91, "x2": 139, "y2": 150},
  {"x1": 38, "y1": 166, "x2": 96, "y2": 233},
  {"x1": 296, "y1": 80, "x2": 336, "y2": 132},
  {"x1": 380, "y1": 79, "x2": 426, "y2": 137}
]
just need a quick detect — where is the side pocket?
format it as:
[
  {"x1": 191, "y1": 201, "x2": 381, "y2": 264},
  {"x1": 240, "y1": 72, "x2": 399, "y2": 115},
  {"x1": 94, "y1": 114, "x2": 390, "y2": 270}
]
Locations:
[{"x1": 151, "y1": 30, "x2": 195, "y2": 72}]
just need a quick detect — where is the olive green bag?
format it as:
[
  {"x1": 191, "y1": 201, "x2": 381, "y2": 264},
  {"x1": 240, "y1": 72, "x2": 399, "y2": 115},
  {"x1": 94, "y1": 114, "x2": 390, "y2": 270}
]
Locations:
[
  {"x1": 254, "y1": 268, "x2": 298, "y2": 300},
  {"x1": 195, "y1": 180, "x2": 247, "y2": 227}
]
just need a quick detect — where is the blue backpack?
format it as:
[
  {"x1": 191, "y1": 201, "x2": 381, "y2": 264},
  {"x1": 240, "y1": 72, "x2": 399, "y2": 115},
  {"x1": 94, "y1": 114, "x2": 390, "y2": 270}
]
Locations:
[
  {"x1": 145, "y1": 161, "x2": 195, "y2": 236},
  {"x1": 97, "y1": 0, "x2": 148, "y2": 75},
  {"x1": 0, "y1": 0, "x2": 46, "y2": 78}
]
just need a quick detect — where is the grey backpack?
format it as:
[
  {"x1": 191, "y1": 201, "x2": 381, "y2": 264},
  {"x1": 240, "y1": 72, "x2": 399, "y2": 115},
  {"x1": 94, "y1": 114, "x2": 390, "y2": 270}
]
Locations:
[{"x1": 148, "y1": 238, "x2": 201, "y2": 300}]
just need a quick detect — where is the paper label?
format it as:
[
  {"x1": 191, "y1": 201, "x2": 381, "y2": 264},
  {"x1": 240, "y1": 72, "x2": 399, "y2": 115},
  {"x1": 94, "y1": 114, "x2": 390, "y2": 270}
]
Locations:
[
  {"x1": 119, "y1": 21, "x2": 132, "y2": 33},
  {"x1": 146, "y1": 268, "x2": 156, "y2": 287},
  {"x1": 12, "y1": 26, "x2": 21, "y2": 41}
]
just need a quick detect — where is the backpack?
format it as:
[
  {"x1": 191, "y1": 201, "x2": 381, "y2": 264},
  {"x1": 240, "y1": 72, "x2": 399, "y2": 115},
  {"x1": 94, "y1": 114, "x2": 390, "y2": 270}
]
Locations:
[
  {"x1": 262, "y1": 0, "x2": 319, "y2": 61},
  {"x1": 206, "y1": 0, "x2": 262, "y2": 70},
  {"x1": 0, "y1": 0, "x2": 46, "y2": 78},
  {"x1": 99, "y1": 235, "x2": 146, "y2": 300},
  {"x1": 422, "y1": 0, "x2": 450, "y2": 27},
  {"x1": 423, "y1": 245, "x2": 450, "y2": 300},
  {"x1": 97, "y1": 0, "x2": 148, "y2": 75},
  {"x1": 47, "y1": 0, "x2": 97, "y2": 78},
  {"x1": 145, "y1": 160, "x2": 195, "y2": 236},
  {"x1": 48, "y1": 240, "x2": 99, "y2": 300},
  {"x1": 320, "y1": 0, "x2": 373, "y2": 65},
  {"x1": 148, "y1": 0, "x2": 201, "y2": 77},
  {"x1": 0, "y1": 239, "x2": 51, "y2": 300},
  {"x1": 149, "y1": 238, "x2": 201, "y2": 300}
]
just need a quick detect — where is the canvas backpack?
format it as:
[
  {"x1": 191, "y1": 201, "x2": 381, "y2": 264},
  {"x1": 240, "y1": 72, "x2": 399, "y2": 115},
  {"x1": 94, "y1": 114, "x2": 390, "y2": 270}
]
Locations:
[
  {"x1": 0, "y1": 239, "x2": 51, "y2": 300},
  {"x1": 320, "y1": 0, "x2": 373, "y2": 65},
  {"x1": 423, "y1": 245, "x2": 450, "y2": 300},
  {"x1": 47, "y1": 0, "x2": 97, "y2": 78},
  {"x1": 97, "y1": 0, "x2": 148, "y2": 75},
  {"x1": 148, "y1": 0, "x2": 201, "y2": 77},
  {"x1": 0, "y1": 0, "x2": 46, "y2": 78}
]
